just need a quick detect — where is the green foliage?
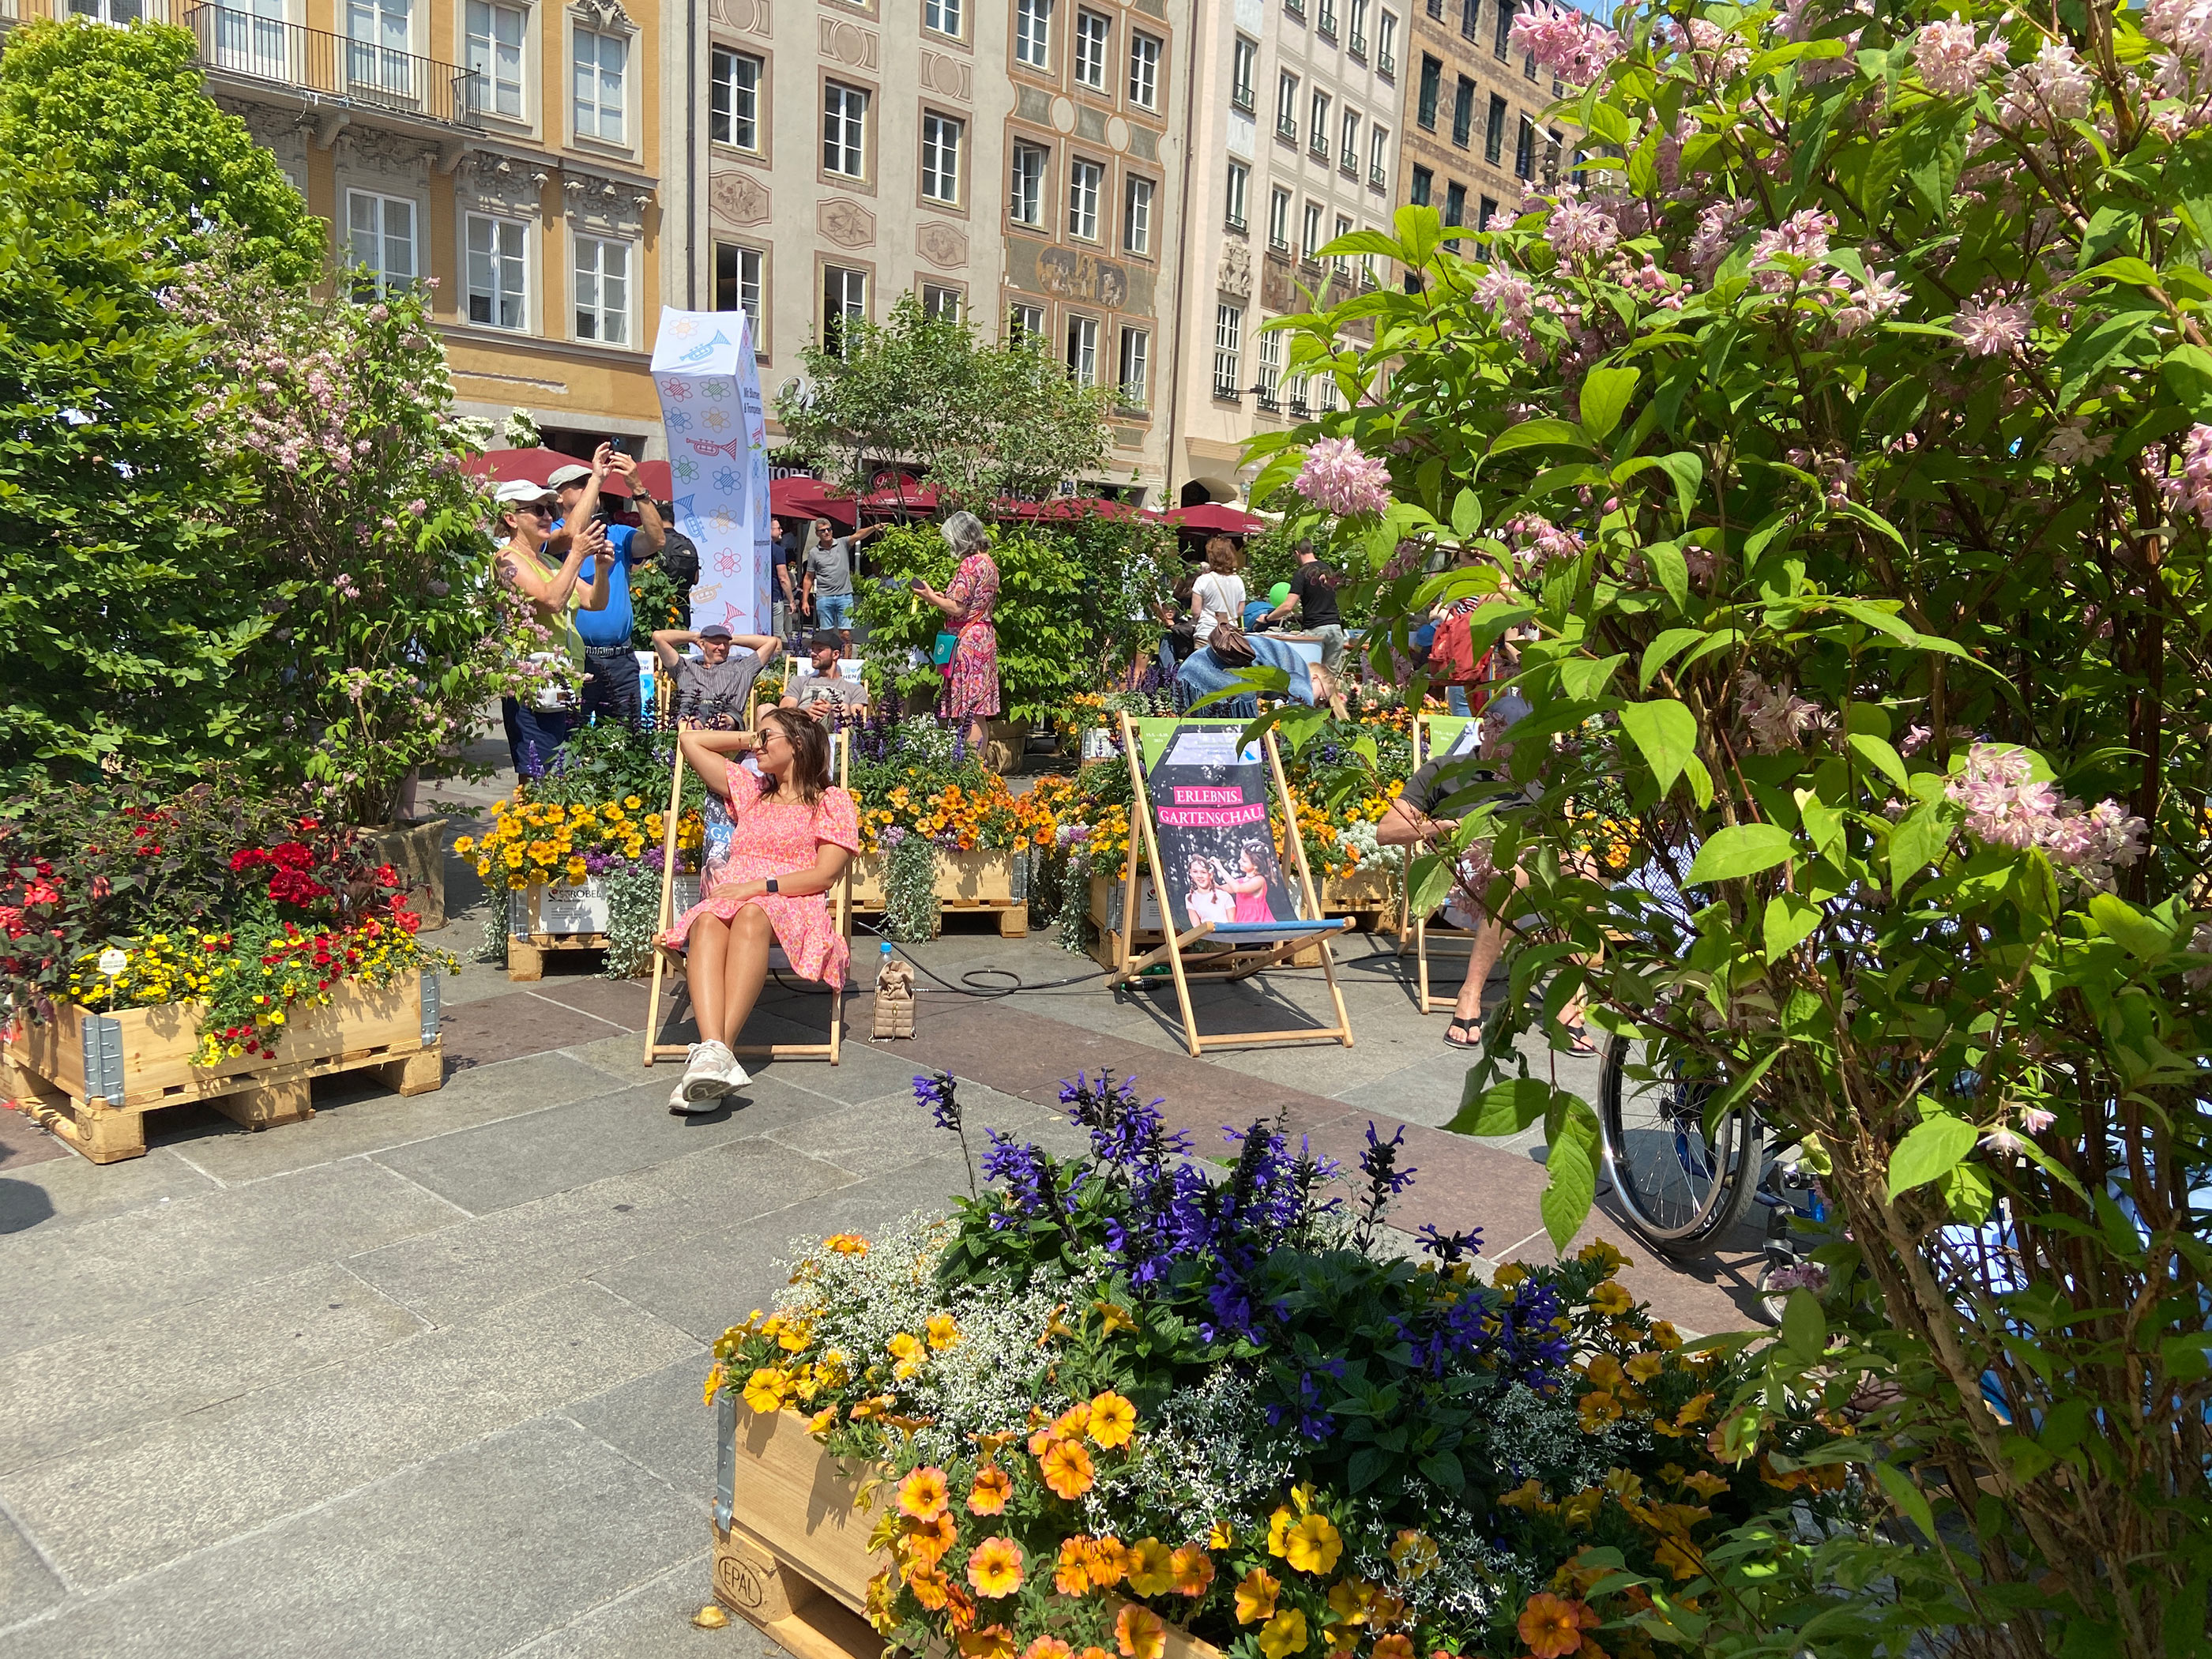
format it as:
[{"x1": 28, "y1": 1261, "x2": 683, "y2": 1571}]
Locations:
[
  {"x1": 0, "y1": 167, "x2": 269, "y2": 781},
  {"x1": 774, "y1": 292, "x2": 1112, "y2": 506},
  {"x1": 527, "y1": 718, "x2": 698, "y2": 813},
  {"x1": 0, "y1": 21, "x2": 322, "y2": 283},
  {"x1": 854, "y1": 525, "x2": 1089, "y2": 725},
  {"x1": 879, "y1": 830, "x2": 940, "y2": 942},
  {"x1": 629, "y1": 559, "x2": 682, "y2": 649}
]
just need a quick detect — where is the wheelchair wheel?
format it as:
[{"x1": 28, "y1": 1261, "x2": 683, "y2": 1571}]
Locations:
[{"x1": 1597, "y1": 1034, "x2": 1763, "y2": 1257}]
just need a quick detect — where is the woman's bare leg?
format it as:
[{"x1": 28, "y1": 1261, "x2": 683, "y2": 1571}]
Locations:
[
  {"x1": 687, "y1": 915, "x2": 733, "y2": 1045},
  {"x1": 713, "y1": 905, "x2": 775, "y2": 1047}
]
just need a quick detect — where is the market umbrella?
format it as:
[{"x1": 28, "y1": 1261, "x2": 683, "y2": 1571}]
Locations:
[
  {"x1": 860, "y1": 476, "x2": 939, "y2": 514},
  {"x1": 993, "y1": 496, "x2": 1146, "y2": 522},
  {"x1": 632, "y1": 459, "x2": 672, "y2": 501},
  {"x1": 770, "y1": 476, "x2": 857, "y2": 525},
  {"x1": 465, "y1": 446, "x2": 635, "y2": 498},
  {"x1": 1156, "y1": 501, "x2": 1266, "y2": 536}
]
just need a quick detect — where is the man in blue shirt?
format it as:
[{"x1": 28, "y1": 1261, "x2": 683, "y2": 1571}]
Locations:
[{"x1": 547, "y1": 443, "x2": 665, "y2": 727}]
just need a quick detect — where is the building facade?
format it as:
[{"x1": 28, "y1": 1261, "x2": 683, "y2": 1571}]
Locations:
[
  {"x1": 1160, "y1": 0, "x2": 1396, "y2": 505},
  {"x1": 1394, "y1": 0, "x2": 1573, "y2": 241},
  {"x1": 697, "y1": 0, "x2": 1189, "y2": 500}
]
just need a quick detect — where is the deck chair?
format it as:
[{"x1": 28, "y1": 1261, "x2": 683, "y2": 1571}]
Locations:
[
  {"x1": 640, "y1": 726, "x2": 855, "y2": 1068},
  {"x1": 1394, "y1": 713, "x2": 1487, "y2": 1014},
  {"x1": 1109, "y1": 711, "x2": 1354, "y2": 1056}
]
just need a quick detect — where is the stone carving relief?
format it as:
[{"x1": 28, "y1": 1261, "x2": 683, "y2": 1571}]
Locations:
[
  {"x1": 1218, "y1": 241, "x2": 1252, "y2": 300},
  {"x1": 336, "y1": 127, "x2": 434, "y2": 181},
  {"x1": 917, "y1": 49, "x2": 970, "y2": 101},
  {"x1": 916, "y1": 220, "x2": 966, "y2": 269},
  {"x1": 818, "y1": 198, "x2": 876, "y2": 247},
  {"x1": 711, "y1": 167, "x2": 771, "y2": 226},
  {"x1": 1035, "y1": 246, "x2": 1127, "y2": 308},
  {"x1": 572, "y1": 0, "x2": 636, "y2": 30},
  {"x1": 461, "y1": 152, "x2": 555, "y2": 216},
  {"x1": 1262, "y1": 257, "x2": 1298, "y2": 314},
  {"x1": 817, "y1": 17, "x2": 878, "y2": 67},
  {"x1": 708, "y1": 0, "x2": 771, "y2": 33},
  {"x1": 563, "y1": 168, "x2": 655, "y2": 235}
]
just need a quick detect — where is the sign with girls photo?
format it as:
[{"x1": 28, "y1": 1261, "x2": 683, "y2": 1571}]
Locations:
[{"x1": 1142, "y1": 725, "x2": 1300, "y2": 931}]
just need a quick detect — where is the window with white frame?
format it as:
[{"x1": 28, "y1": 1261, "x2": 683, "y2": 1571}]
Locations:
[
  {"x1": 573, "y1": 233, "x2": 629, "y2": 342},
  {"x1": 1117, "y1": 326, "x2": 1148, "y2": 404},
  {"x1": 1127, "y1": 31, "x2": 1159, "y2": 107},
  {"x1": 1349, "y1": 0, "x2": 1367, "y2": 47},
  {"x1": 572, "y1": 25, "x2": 627, "y2": 142},
  {"x1": 1276, "y1": 69, "x2": 1298, "y2": 138},
  {"x1": 1288, "y1": 370, "x2": 1310, "y2": 414},
  {"x1": 1074, "y1": 9, "x2": 1109, "y2": 88},
  {"x1": 1224, "y1": 160, "x2": 1248, "y2": 231},
  {"x1": 1369, "y1": 123, "x2": 1389, "y2": 182},
  {"x1": 1333, "y1": 213, "x2": 1352, "y2": 274},
  {"x1": 465, "y1": 0, "x2": 524, "y2": 118},
  {"x1": 822, "y1": 263, "x2": 867, "y2": 353},
  {"x1": 1316, "y1": 360, "x2": 1339, "y2": 411},
  {"x1": 1230, "y1": 36, "x2": 1256, "y2": 111},
  {"x1": 714, "y1": 243, "x2": 763, "y2": 336},
  {"x1": 922, "y1": 283, "x2": 963, "y2": 319},
  {"x1": 1009, "y1": 302, "x2": 1045, "y2": 342},
  {"x1": 710, "y1": 47, "x2": 761, "y2": 149},
  {"x1": 1258, "y1": 325, "x2": 1283, "y2": 396},
  {"x1": 1268, "y1": 186, "x2": 1290, "y2": 250},
  {"x1": 465, "y1": 213, "x2": 526, "y2": 329},
  {"x1": 1308, "y1": 89, "x2": 1330, "y2": 155},
  {"x1": 1067, "y1": 156, "x2": 1102, "y2": 239},
  {"x1": 1213, "y1": 303, "x2": 1243, "y2": 397},
  {"x1": 345, "y1": 190, "x2": 416, "y2": 295},
  {"x1": 925, "y1": 0, "x2": 961, "y2": 37},
  {"x1": 1123, "y1": 175, "x2": 1153, "y2": 253},
  {"x1": 1377, "y1": 8, "x2": 1398, "y2": 70},
  {"x1": 1065, "y1": 314, "x2": 1099, "y2": 385},
  {"x1": 1010, "y1": 142, "x2": 1048, "y2": 224},
  {"x1": 921, "y1": 111, "x2": 963, "y2": 203},
  {"x1": 1341, "y1": 108, "x2": 1359, "y2": 167},
  {"x1": 822, "y1": 81, "x2": 867, "y2": 177},
  {"x1": 1014, "y1": 0, "x2": 1051, "y2": 68},
  {"x1": 1301, "y1": 199, "x2": 1322, "y2": 261}
]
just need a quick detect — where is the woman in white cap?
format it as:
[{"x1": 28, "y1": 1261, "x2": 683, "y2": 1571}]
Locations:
[{"x1": 490, "y1": 478, "x2": 611, "y2": 776}]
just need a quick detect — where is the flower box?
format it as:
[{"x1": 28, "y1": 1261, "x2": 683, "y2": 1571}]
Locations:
[
  {"x1": 1319, "y1": 863, "x2": 1398, "y2": 930},
  {"x1": 1, "y1": 971, "x2": 443, "y2": 1165},
  {"x1": 712, "y1": 1399, "x2": 1223, "y2": 1659},
  {"x1": 506, "y1": 875, "x2": 699, "y2": 981},
  {"x1": 852, "y1": 849, "x2": 1029, "y2": 938}
]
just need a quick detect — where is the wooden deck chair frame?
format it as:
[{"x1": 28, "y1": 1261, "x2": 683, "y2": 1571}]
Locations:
[
  {"x1": 1394, "y1": 713, "x2": 1484, "y2": 1015},
  {"x1": 1109, "y1": 710, "x2": 1355, "y2": 1056},
  {"x1": 640, "y1": 724, "x2": 855, "y2": 1068}
]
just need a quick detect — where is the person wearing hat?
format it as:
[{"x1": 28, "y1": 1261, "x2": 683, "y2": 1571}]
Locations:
[
  {"x1": 778, "y1": 632, "x2": 868, "y2": 717},
  {"x1": 546, "y1": 442, "x2": 665, "y2": 728},
  {"x1": 649, "y1": 620, "x2": 781, "y2": 727},
  {"x1": 490, "y1": 479, "x2": 612, "y2": 776}
]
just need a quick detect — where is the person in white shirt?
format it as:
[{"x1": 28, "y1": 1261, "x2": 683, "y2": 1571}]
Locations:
[{"x1": 1189, "y1": 537, "x2": 1247, "y2": 640}]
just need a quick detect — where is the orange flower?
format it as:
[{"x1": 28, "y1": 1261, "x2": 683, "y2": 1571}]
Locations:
[
  {"x1": 907, "y1": 1564, "x2": 950, "y2": 1610},
  {"x1": 1087, "y1": 1390, "x2": 1138, "y2": 1448},
  {"x1": 1040, "y1": 1438, "x2": 1096, "y2": 1499},
  {"x1": 1054, "y1": 1401, "x2": 1094, "y2": 1439},
  {"x1": 946, "y1": 1584, "x2": 979, "y2": 1634},
  {"x1": 1517, "y1": 1593, "x2": 1599, "y2": 1659},
  {"x1": 967, "y1": 1536, "x2": 1025, "y2": 1598},
  {"x1": 899, "y1": 1465, "x2": 951, "y2": 1521},
  {"x1": 1115, "y1": 1603, "x2": 1167, "y2": 1659},
  {"x1": 960, "y1": 1625, "x2": 1015, "y2": 1659},
  {"x1": 1079, "y1": 1648, "x2": 1114, "y2": 1659},
  {"x1": 1373, "y1": 1638, "x2": 1414, "y2": 1659},
  {"x1": 907, "y1": 1510, "x2": 959, "y2": 1567},
  {"x1": 1169, "y1": 1545, "x2": 1215, "y2": 1597},
  {"x1": 1235, "y1": 1567, "x2": 1281, "y2": 1623},
  {"x1": 1025, "y1": 1640, "x2": 1076, "y2": 1659},
  {"x1": 969, "y1": 1464, "x2": 1014, "y2": 1514},
  {"x1": 1055, "y1": 1536, "x2": 1093, "y2": 1596},
  {"x1": 1086, "y1": 1536, "x2": 1130, "y2": 1588},
  {"x1": 824, "y1": 1232, "x2": 870, "y2": 1255}
]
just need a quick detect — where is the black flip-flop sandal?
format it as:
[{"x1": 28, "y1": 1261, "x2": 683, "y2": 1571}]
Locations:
[{"x1": 1443, "y1": 1017, "x2": 1480, "y2": 1048}]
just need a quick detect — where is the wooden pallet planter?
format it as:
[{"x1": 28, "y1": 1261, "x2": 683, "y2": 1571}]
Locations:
[
  {"x1": 712, "y1": 1398, "x2": 1222, "y2": 1659},
  {"x1": 506, "y1": 876, "x2": 699, "y2": 980},
  {"x1": 850, "y1": 848, "x2": 1029, "y2": 938},
  {"x1": 1319, "y1": 863, "x2": 1401, "y2": 935},
  {"x1": 2, "y1": 971, "x2": 444, "y2": 1165}
]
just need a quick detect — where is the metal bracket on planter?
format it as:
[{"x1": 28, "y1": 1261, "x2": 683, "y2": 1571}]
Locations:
[
  {"x1": 1011, "y1": 850, "x2": 1030, "y2": 902},
  {"x1": 80, "y1": 1014, "x2": 125, "y2": 1104},
  {"x1": 713, "y1": 1390, "x2": 737, "y2": 1531},
  {"x1": 419, "y1": 972, "x2": 442, "y2": 1047},
  {"x1": 507, "y1": 889, "x2": 531, "y2": 941}
]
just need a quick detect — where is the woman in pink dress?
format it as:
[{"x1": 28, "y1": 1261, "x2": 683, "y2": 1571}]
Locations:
[
  {"x1": 659, "y1": 707, "x2": 860, "y2": 1109},
  {"x1": 914, "y1": 510, "x2": 1000, "y2": 751},
  {"x1": 1222, "y1": 841, "x2": 1276, "y2": 924}
]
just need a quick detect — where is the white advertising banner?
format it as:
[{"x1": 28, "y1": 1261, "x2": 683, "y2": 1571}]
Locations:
[{"x1": 650, "y1": 307, "x2": 772, "y2": 634}]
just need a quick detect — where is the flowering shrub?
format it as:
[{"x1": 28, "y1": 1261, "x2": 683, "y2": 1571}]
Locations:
[
  {"x1": 708, "y1": 1075, "x2": 1852, "y2": 1658},
  {"x1": 457, "y1": 796, "x2": 698, "y2": 890},
  {"x1": 1248, "y1": 0, "x2": 2212, "y2": 1644},
  {"x1": 849, "y1": 715, "x2": 1060, "y2": 856}
]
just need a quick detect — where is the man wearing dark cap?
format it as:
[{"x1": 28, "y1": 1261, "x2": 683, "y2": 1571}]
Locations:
[
  {"x1": 778, "y1": 632, "x2": 868, "y2": 716},
  {"x1": 547, "y1": 442, "x2": 664, "y2": 726},
  {"x1": 649, "y1": 621, "x2": 780, "y2": 726}
]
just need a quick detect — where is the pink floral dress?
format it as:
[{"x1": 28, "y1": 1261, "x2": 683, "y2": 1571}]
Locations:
[
  {"x1": 661, "y1": 765, "x2": 861, "y2": 986},
  {"x1": 941, "y1": 551, "x2": 1001, "y2": 720}
]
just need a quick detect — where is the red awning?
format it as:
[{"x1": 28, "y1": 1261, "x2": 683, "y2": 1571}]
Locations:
[
  {"x1": 1157, "y1": 502, "x2": 1266, "y2": 535},
  {"x1": 994, "y1": 495, "x2": 1146, "y2": 521},
  {"x1": 631, "y1": 459, "x2": 672, "y2": 501},
  {"x1": 465, "y1": 446, "x2": 635, "y2": 498},
  {"x1": 769, "y1": 476, "x2": 857, "y2": 525},
  {"x1": 861, "y1": 480, "x2": 939, "y2": 512}
]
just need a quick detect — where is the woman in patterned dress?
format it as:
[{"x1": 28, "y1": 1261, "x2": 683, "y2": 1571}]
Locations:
[
  {"x1": 658, "y1": 707, "x2": 860, "y2": 1110},
  {"x1": 914, "y1": 510, "x2": 1001, "y2": 751}
]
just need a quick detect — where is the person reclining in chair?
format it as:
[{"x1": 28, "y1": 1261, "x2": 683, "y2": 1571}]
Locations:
[{"x1": 656, "y1": 708, "x2": 860, "y2": 1112}]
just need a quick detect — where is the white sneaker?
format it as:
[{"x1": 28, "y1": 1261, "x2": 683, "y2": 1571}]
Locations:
[{"x1": 677, "y1": 1041, "x2": 739, "y2": 1107}]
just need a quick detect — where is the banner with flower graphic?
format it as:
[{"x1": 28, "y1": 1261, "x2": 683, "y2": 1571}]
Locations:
[{"x1": 651, "y1": 307, "x2": 772, "y2": 634}]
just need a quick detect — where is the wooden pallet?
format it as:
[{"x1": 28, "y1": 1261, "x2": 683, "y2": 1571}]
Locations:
[
  {"x1": 713, "y1": 1401, "x2": 1222, "y2": 1659},
  {"x1": 2, "y1": 972, "x2": 443, "y2": 1164},
  {"x1": 506, "y1": 930, "x2": 607, "y2": 981},
  {"x1": 851, "y1": 849, "x2": 1030, "y2": 937}
]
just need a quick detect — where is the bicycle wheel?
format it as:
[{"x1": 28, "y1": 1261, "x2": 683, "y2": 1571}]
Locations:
[{"x1": 1597, "y1": 1034, "x2": 1763, "y2": 1257}]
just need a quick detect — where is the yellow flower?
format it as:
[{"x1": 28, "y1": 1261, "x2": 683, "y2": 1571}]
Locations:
[
  {"x1": 1169, "y1": 1545, "x2": 1214, "y2": 1597},
  {"x1": 1577, "y1": 1240, "x2": 1630, "y2": 1275},
  {"x1": 967, "y1": 1465, "x2": 1014, "y2": 1515},
  {"x1": 1266, "y1": 1507, "x2": 1295, "y2": 1558},
  {"x1": 1650, "y1": 1319, "x2": 1683, "y2": 1350},
  {"x1": 1115, "y1": 1607, "x2": 1165, "y2": 1659},
  {"x1": 1283, "y1": 1514, "x2": 1343, "y2": 1575},
  {"x1": 1124, "y1": 1537, "x2": 1175, "y2": 1597},
  {"x1": 961, "y1": 1627, "x2": 1017, "y2": 1659},
  {"x1": 1086, "y1": 1390, "x2": 1137, "y2": 1448},
  {"x1": 1493, "y1": 1262, "x2": 1529, "y2": 1288},
  {"x1": 1387, "y1": 1529, "x2": 1439, "y2": 1578},
  {"x1": 1682, "y1": 1469, "x2": 1730, "y2": 1499},
  {"x1": 1258, "y1": 1608, "x2": 1309, "y2": 1659},
  {"x1": 1589, "y1": 1280, "x2": 1636, "y2": 1318},
  {"x1": 897, "y1": 1465, "x2": 950, "y2": 1521},
  {"x1": 1235, "y1": 1567, "x2": 1280, "y2": 1623},
  {"x1": 1040, "y1": 1438, "x2": 1095, "y2": 1499},
  {"x1": 806, "y1": 1404, "x2": 839, "y2": 1435},
  {"x1": 966, "y1": 1535, "x2": 1025, "y2": 1597},
  {"x1": 739, "y1": 1367, "x2": 787, "y2": 1414},
  {"x1": 888, "y1": 1332, "x2": 924, "y2": 1366},
  {"x1": 926, "y1": 1313, "x2": 962, "y2": 1351}
]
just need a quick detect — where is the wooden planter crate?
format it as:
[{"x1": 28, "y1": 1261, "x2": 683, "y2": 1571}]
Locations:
[
  {"x1": 2, "y1": 971, "x2": 444, "y2": 1165},
  {"x1": 506, "y1": 875, "x2": 699, "y2": 980},
  {"x1": 713, "y1": 1398, "x2": 1222, "y2": 1659},
  {"x1": 851, "y1": 848, "x2": 1029, "y2": 938},
  {"x1": 1319, "y1": 863, "x2": 1400, "y2": 934}
]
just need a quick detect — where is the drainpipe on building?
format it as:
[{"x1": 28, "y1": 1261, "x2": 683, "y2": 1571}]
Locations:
[
  {"x1": 685, "y1": 11, "x2": 698, "y2": 311},
  {"x1": 1161, "y1": 0, "x2": 1207, "y2": 509}
]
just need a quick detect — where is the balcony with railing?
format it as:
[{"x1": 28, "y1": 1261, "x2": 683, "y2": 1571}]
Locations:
[
  {"x1": 1277, "y1": 112, "x2": 1299, "y2": 141},
  {"x1": 1268, "y1": 231, "x2": 1290, "y2": 254},
  {"x1": 1369, "y1": 160, "x2": 1386, "y2": 187},
  {"x1": 1339, "y1": 145, "x2": 1358, "y2": 173},
  {"x1": 186, "y1": 3, "x2": 481, "y2": 131},
  {"x1": 1284, "y1": 0, "x2": 1304, "y2": 18},
  {"x1": 1307, "y1": 128, "x2": 1328, "y2": 159},
  {"x1": 1213, "y1": 376, "x2": 1242, "y2": 403},
  {"x1": 1232, "y1": 82, "x2": 1255, "y2": 114},
  {"x1": 1255, "y1": 387, "x2": 1281, "y2": 414},
  {"x1": 1378, "y1": 46, "x2": 1395, "y2": 74},
  {"x1": 1315, "y1": 0, "x2": 1335, "y2": 34},
  {"x1": 1348, "y1": 28, "x2": 1365, "y2": 55},
  {"x1": 1288, "y1": 394, "x2": 1311, "y2": 419}
]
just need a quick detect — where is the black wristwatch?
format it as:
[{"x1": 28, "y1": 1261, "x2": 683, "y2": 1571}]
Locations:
[{"x1": 764, "y1": 878, "x2": 779, "y2": 894}]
